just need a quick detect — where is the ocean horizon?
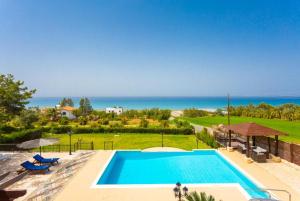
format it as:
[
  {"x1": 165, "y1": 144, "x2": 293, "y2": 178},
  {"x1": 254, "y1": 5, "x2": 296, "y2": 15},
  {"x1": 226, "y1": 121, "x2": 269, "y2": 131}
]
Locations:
[{"x1": 28, "y1": 96, "x2": 300, "y2": 110}]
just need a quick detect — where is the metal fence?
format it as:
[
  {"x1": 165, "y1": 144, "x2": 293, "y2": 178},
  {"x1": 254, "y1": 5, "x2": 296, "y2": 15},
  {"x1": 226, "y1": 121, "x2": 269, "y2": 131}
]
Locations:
[{"x1": 0, "y1": 141, "x2": 94, "y2": 152}]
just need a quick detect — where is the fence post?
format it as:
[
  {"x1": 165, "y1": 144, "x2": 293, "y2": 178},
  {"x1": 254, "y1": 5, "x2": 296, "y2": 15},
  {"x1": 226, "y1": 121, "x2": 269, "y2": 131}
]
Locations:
[{"x1": 91, "y1": 141, "x2": 94, "y2": 150}]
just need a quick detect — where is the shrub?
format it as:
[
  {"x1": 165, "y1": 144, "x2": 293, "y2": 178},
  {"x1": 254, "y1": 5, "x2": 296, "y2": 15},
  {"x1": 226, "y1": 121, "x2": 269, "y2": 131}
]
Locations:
[
  {"x1": 174, "y1": 119, "x2": 191, "y2": 128},
  {"x1": 196, "y1": 128, "x2": 218, "y2": 148},
  {"x1": 0, "y1": 124, "x2": 18, "y2": 134},
  {"x1": 59, "y1": 117, "x2": 69, "y2": 125},
  {"x1": 0, "y1": 128, "x2": 44, "y2": 143},
  {"x1": 183, "y1": 108, "x2": 209, "y2": 118},
  {"x1": 69, "y1": 127, "x2": 193, "y2": 135},
  {"x1": 78, "y1": 116, "x2": 88, "y2": 125},
  {"x1": 139, "y1": 118, "x2": 149, "y2": 128},
  {"x1": 50, "y1": 126, "x2": 72, "y2": 134}
]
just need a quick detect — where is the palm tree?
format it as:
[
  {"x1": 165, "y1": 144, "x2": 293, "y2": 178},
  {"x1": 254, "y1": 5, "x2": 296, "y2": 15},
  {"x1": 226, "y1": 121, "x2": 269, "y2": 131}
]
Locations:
[{"x1": 185, "y1": 191, "x2": 221, "y2": 201}]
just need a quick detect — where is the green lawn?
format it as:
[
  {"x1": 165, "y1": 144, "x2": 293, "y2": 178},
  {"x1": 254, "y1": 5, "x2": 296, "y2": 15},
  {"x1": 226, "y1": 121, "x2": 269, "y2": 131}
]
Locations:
[
  {"x1": 44, "y1": 133, "x2": 210, "y2": 150},
  {"x1": 183, "y1": 116, "x2": 300, "y2": 144}
]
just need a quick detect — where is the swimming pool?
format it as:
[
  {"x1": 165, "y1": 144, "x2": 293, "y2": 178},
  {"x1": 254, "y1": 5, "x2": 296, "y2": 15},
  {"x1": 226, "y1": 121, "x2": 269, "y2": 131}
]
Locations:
[{"x1": 95, "y1": 150, "x2": 268, "y2": 199}]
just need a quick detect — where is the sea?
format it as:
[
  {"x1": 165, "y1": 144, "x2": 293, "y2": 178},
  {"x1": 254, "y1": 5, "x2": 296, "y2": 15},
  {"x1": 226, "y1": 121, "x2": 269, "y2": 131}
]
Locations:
[{"x1": 28, "y1": 97, "x2": 300, "y2": 110}]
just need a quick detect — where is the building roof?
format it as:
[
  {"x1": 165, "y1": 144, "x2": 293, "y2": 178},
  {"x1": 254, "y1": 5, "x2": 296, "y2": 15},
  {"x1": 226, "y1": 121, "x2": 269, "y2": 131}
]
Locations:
[
  {"x1": 61, "y1": 106, "x2": 75, "y2": 111},
  {"x1": 223, "y1": 122, "x2": 287, "y2": 137}
]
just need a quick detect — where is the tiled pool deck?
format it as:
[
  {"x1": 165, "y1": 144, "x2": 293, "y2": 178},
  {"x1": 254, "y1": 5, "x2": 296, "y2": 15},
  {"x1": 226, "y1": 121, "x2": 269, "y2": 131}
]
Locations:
[{"x1": 53, "y1": 149, "x2": 300, "y2": 201}]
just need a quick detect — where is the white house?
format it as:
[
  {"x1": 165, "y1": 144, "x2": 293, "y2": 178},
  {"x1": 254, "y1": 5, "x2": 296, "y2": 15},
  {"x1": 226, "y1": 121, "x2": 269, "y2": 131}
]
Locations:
[
  {"x1": 105, "y1": 107, "x2": 123, "y2": 115},
  {"x1": 60, "y1": 106, "x2": 76, "y2": 119}
]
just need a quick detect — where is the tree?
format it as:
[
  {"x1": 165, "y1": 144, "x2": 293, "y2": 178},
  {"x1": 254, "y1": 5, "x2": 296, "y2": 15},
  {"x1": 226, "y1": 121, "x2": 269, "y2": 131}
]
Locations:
[
  {"x1": 78, "y1": 116, "x2": 88, "y2": 125},
  {"x1": 139, "y1": 118, "x2": 149, "y2": 128},
  {"x1": 59, "y1": 98, "x2": 74, "y2": 107},
  {"x1": 185, "y1": 191, "x2": 220, "y2": 201},
  {"x1": 46, "y1": 108, "x2": 58, "y2": 121},
  {"x1": 0, "y1": 74, "x2": 36, "y2": 120},
  {"x1": 19, "y1": 109, "x2": 39, "y2": 128},
  {"x1": 79, "y1": 97, "x2": 93, "y2": 116},
  {"x1": 160, "y1": 120, "x2": 169, "y2": 128}
]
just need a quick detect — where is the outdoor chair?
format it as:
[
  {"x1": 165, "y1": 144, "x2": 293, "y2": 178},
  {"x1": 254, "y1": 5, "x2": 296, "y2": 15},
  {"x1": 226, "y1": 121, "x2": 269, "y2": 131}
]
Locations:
[
  {"x1": 33, "y1": 154, "x2": 59, "y2": 165},
  {"x1": 237, "y1": 143, "x2": 247, "y2": 154},
  {"x1": 251, "y1": 147, "x2": 267, "y2": 163},
  {"x1": 19, "y1": 161, "x2": 50, "y2": 173},
  {"x1": 0, "y1": 189, "x2": 27, "y2": 201}
]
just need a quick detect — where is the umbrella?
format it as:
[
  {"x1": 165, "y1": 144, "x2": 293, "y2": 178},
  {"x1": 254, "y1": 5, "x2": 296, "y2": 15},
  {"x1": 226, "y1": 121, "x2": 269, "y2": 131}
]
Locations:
[{"x1": 17, "y1": 138, "x2": 59, "y2": 156}]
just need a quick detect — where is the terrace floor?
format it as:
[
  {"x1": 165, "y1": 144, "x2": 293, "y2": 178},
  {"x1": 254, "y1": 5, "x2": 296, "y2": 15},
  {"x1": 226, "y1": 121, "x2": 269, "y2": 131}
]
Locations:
[
  {"x1": 53, "y1": 150, "x2": 248, "y2": 201},
  {"x1": 2, "y1": 149, "x2": 300, "y2": 201},
  {"x1": 53, "y1": 148, "x2": 300, "y2": 201}
]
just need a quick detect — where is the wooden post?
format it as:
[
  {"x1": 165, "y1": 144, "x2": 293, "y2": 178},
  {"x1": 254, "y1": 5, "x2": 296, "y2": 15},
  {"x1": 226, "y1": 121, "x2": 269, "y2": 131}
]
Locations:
[
  {"x1": 228, "y1": 130, "x2": 232, "y2": 147},
  {"x1": 246, "y1": 136, "x2": 250, "y2": 158},
  {"x1": 275, "y1": 135, "x2": 279, "y2": 156},
  {"x1": 268, "y1": 137, "x2": 271, "y2": 153},
  {"x1": 252, "y1": 136, "x2": 256, "y2": 147}
]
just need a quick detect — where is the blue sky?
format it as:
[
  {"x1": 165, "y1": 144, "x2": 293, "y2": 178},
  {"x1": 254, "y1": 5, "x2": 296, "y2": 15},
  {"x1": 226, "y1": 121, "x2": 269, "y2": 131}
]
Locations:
[{"x1": 0, "y1": 0, "x2": 300, "y2": 97}]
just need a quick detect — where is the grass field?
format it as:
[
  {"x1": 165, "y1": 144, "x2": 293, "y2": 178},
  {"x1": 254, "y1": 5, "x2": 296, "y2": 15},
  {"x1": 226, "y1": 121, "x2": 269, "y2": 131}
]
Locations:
[
  {"x1": 44, "y1": 133, "x2": 210, "y2": 150},
  {"x1": 183, "y1": 116, "x2": 300, "y2": 144}
]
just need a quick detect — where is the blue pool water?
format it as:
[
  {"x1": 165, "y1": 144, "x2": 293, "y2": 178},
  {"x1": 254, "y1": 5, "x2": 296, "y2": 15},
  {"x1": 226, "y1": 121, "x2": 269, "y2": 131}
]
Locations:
[{"x1": 97, "y1": 150, "x2": 268, "y2": 199}]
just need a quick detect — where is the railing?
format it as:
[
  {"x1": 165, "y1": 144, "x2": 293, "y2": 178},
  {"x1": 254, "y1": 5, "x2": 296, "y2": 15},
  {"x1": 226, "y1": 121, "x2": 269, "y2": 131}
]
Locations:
[
  {"x1": 245, "y1": 188, "x2": 291, "y2": 201},
  {"x1": 0, "y1": 141, "x2": 94, "y2": 152},
  {"x1": 0, "y1": 144, "x2": 23, "y2": 152},
  {"x1": 104, "y1": 141, "x2": 113, "y2": 150}
]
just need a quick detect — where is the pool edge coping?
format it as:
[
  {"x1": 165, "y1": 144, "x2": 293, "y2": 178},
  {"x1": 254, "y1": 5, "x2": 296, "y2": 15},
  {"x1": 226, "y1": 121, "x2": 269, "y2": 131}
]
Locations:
[{"x1": 90, "y1": 149, "x2": 274, "y2": 200}]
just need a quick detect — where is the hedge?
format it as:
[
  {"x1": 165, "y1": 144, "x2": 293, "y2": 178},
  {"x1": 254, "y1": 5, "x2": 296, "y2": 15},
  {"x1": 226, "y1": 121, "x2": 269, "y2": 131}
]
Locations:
[
  {"x1": 0, "y1": 125, "x2": 19, "y2": 134},
  {"x1": 48, "y1": 126, "x2": 193, "y2": 135},
  {"x1": 0, "y1": 128, "x2": 45, "y2": 143}
]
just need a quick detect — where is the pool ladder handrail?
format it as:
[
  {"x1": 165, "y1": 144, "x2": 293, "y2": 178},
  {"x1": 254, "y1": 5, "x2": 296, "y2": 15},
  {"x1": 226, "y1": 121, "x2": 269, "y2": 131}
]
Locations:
[{"x1": 246, "y1": 188, "x2": 291, "y2": 201}]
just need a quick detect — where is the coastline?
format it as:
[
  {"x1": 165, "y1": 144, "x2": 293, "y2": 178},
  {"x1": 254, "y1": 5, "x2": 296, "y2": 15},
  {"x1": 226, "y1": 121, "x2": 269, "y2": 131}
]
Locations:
[{"x1": 28, "y1": 97, "x2": 300, "y2": 110}]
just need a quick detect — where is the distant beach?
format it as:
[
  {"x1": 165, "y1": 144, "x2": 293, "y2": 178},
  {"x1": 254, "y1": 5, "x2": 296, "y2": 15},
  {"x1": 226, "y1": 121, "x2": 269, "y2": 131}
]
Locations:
[{"x1": 28, "y1": 97, "x2": 300, "y2": 110}]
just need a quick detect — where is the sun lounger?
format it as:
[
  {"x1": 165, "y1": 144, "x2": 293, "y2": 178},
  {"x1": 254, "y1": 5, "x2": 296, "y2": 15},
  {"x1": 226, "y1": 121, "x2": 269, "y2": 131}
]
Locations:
[
  {"x1": 0, "y1": 189, "x2": 26, "y2": 201},
  {"x1": 20, "y1": 161, "x2": 50, "y2": 173},
  {"x1": 33, "y1": 154, "x2": 59, "y2": 165}
]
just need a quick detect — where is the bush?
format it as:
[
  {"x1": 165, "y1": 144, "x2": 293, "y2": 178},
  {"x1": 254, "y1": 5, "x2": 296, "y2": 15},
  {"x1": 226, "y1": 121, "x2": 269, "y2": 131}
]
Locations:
[
  {"x1": 183, "y1": 108, "x2": 209, "y2": 117},
  {"x1": 0, "y1": 128, "x2": 44, "y2": 143},
  {"x1": 50, "y1": 126, "x2": 72, "y2": 134},
  {"x1": 59, "y1": 117, "x2": 69, "y2": 125},
  {"x1": 196, "y1": 128, "x2": 218, "y2": 148},
  {"x1": 0, "y1": 124, "x2": 18, "y2": 134},
  {"x1": 49, "y1": 126, "x2": 193, "y2": 135},
  {"x1": 139, "y1": 118, "x2": 149, "y2": 128}
]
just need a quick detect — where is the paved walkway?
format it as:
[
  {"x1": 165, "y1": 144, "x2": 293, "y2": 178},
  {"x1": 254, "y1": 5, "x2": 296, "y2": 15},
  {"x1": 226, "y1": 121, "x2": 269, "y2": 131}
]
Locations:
[
  {"x1": 258, "y1": 159, "x2": 300, "y2": 196},
  {"x1": 220, "y1": 150, "x2": 300, "y2": 201}
]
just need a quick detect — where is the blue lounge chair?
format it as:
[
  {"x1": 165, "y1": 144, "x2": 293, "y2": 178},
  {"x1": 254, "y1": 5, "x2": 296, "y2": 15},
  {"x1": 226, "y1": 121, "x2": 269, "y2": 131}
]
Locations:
[
  {"x1": 33, "y1": 154, "x2": 59, "y2": 165},
  {"x1": 20, "y1": 161, "x2": 50, "y2": 172}
]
